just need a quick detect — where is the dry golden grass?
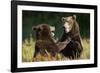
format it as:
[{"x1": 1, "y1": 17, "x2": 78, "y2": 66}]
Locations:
[
  {"x1": 22, "y1": 37, "x2": 35, "y2": 62},
  {"x1": 80, "y1": 38, "x2": 90, "y2": 59},
  {"x1": 22, "y1": 36, "x2": 90, "y2": 62}
]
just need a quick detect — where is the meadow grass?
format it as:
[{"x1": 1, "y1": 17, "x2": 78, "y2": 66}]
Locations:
[
  {"x1": 80, "y1": 38, "x2": 90, "y2": 59},
  {"x1": 22, "y1": 36, "x2": 35, "y2": 62},
  {"x1": 22, "y1": 36, "x2": 90, "y2": 62}
]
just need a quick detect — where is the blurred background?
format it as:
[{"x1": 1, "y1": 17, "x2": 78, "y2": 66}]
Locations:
[{"x1": 22, "y1": 10, "x2": 90, "y2": 40}]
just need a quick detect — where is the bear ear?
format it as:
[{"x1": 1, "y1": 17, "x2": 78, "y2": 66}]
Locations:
[
  {"x1": 73, "y1": 15, "x2": 76, "y2": 20},
  {"x1": 61, "y1": 17, "x2": 65, "y2": 22},
  {"x1": 32, "y1": 26, "x2": 37, "y2": 30}
]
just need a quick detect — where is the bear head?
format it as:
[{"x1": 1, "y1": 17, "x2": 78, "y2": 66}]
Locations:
[
  {"x1": 61, "y1": 15, "x2": 79, "y2": 34},
  {"x1": 32, "y1": 24, "x2": 55, "y2": 40}
]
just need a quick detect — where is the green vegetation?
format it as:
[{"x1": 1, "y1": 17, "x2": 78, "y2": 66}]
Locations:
[{"x1": 22, "y1": 11, "x2": 90, "y2": 40}]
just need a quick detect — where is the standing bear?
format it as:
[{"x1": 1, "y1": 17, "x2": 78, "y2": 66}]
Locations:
[{"x1": 58, "y1": 15, "x2": 83, "y2": 59}]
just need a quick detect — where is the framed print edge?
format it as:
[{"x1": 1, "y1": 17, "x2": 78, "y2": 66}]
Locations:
[
  {"x1": 94, "y1": 5, "x2": 98, "y2": 67},
  {"x1": 11, "y1": 1, "x2": 17, "y2": 72},
  {"x1": 11, "y1": 1, "x2": 97, "y2": 72}
]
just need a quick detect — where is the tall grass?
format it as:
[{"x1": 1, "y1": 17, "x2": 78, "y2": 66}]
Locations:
[
  {"x1": 22, "y1": 36, "x2": 90, "y2": 62},
  {"x1": 80, "y1": 38, "x2": 90, "y2": 59},
  {"x1": 22, "y1": 36, "x2": 35, "y2": 62}
]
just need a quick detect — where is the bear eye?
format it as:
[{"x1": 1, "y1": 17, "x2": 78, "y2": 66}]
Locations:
[
  {"x1": 64, "y1": 20, "x2": 67, "y2": 22},
  {"x1": 68, "y1": 21, "x2": 72, "y2": 24},
  {"x1": 65, "y1": 20, "x2": 70, "y2": 24}
]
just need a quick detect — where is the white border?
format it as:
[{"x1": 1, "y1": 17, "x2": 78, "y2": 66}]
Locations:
[{"x1": 17, "y1": 5, "x2": 94, "y2": 68}]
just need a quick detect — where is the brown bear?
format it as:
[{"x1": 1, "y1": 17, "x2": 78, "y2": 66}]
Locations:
[
  {"x1": 58, "y1": 15, "x2": 83, "y2": 59},
  {"x1": 32, "y1": 24, "x2": 59, "y2": 58}
]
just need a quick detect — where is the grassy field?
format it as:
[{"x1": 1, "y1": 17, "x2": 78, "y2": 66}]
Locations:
[{"x1": 22, "y1": 36, "x2": 90, "y2": 62}]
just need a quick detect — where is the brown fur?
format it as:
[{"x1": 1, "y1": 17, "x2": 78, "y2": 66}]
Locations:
[
  {"x1": 32, "y1": 24, "x2": 59, "y2": 58},
  {"x1": 59, "y1": 15, "x2": 83, "y2": 59}
]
